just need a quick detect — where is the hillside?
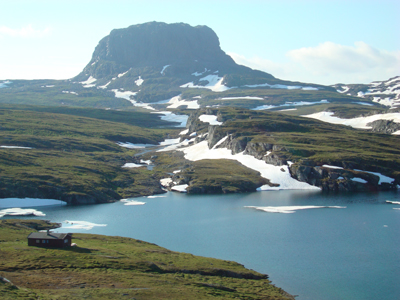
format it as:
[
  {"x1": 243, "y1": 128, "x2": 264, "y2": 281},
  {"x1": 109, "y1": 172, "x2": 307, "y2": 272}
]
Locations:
[
  {"x1": 0, "y1": 219, "x2": 294, "y2": 300},
  {"x1": 0, "y1": 105, "x2": 180, "y2": 203},
  {"x1": 150, "y1": 107, "x2": 400, "y2": 193},
  {"x1": 0, "y1": 22, "x2": 399, "y2": 201}
]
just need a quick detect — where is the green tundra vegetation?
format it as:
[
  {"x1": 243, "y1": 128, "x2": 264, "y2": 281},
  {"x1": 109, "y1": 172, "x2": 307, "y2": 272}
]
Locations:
[
  {"x1": 0, "y1": 103, "x2": 399, "y2": 201},
  {"x1": 0, "y1": 219, "x2": 294, "y2": 300},
  {"x1": 0, "y1": 104, "x2": 183, "y2": 202}
]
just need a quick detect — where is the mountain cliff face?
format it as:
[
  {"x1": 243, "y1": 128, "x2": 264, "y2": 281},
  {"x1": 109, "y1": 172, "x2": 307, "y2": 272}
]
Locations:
[
  {"x1": 75, "y1": 22, "x2": 273, "y2": 86},
  {"x1": 92, "y1": 22, "x2": 236, "y2": 69}
]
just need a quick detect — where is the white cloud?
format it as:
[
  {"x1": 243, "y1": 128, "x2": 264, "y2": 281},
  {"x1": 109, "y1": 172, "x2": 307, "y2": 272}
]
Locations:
[
  {"x1": 229, "y1": 42, "x2": 400, "y2": 85},
  {"x1": 0, "y1": 25, "x2": 51, "y2": 38}
]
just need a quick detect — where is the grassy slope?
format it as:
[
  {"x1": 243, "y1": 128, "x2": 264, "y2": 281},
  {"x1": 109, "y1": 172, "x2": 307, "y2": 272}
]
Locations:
[
  {"x1": 0, "y1": 80, "x2": 132, "y2": 109},
  {"x1": 0, "y1": 105, "x2": 181, "y2": 201},
  {"x1": 0, "y1": 219, "x2": 293, "y2": 300},
  {"x1": 0, "y1": 78, "x2": 376, "y2": 113}
]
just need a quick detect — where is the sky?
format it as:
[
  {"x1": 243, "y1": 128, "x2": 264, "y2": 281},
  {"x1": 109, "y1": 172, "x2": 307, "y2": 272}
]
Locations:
[{"x1": 0, "y1": 0, "x2": 399, "y2": 85}]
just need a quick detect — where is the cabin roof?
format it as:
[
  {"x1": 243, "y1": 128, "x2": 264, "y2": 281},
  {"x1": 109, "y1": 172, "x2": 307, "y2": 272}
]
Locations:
[{"x1": 27, "y1": 232, "x2": 72, "y2": 240}]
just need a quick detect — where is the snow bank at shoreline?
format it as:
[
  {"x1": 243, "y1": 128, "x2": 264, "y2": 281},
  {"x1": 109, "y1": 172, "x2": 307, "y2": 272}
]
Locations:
[{"x1": 0, "y1": 207, "x2": 46, "y2": 218}]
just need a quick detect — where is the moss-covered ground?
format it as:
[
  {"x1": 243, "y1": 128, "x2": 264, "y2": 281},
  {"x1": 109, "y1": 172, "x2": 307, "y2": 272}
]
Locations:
[{"x1": 0, "y1": 219, "x2": 294, "y2": 300}]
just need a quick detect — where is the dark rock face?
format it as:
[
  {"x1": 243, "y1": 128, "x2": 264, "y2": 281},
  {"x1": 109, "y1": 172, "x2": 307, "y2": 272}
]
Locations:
[
  {"x1": 75, "y1": 21, "x2": 275, "y2": 93},
  {"x1": 78, "y1": 22, "x2": 254, "y2": 81},
  {"x1": 94, "y1": 22, "x2": 235, "y2": 68},
  {"x1": 367, "y1": 119, "x2": 400, "y2": 134}
]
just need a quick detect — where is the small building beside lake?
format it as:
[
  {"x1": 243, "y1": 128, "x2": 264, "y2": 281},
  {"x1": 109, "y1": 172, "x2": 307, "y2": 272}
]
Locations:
[{"x1": 27, "y1": 231, "x2": 72, "y2": 248}]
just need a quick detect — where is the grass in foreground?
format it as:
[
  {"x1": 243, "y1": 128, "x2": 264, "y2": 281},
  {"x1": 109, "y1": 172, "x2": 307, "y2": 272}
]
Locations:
[{"x1": 0, "y1": 219, "x2": 294, "y2": 300}]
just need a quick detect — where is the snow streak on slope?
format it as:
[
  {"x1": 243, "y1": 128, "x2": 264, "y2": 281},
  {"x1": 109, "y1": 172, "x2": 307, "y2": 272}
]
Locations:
[{"x1": 302, "y1": 111, "x2": 400, "y2": 134}]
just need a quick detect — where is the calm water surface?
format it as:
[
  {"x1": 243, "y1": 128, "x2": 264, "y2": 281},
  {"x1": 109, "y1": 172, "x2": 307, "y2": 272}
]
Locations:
[{"x1": 2, "y1": 190, "x2": 399, "y2": 300}]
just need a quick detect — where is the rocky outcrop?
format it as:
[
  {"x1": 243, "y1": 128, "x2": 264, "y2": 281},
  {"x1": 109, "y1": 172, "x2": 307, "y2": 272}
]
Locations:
[
  {"x1": 289, "y1": 163, "x2": 397, "y2": 192},
  {"x1": 367, "y1": 119, "x2": 400, "y2": 134}
]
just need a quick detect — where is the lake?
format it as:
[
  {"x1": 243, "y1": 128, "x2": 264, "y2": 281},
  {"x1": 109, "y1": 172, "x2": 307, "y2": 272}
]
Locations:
[{"x1": 1, "y1": 190, "x2": 399, "y2": 300}]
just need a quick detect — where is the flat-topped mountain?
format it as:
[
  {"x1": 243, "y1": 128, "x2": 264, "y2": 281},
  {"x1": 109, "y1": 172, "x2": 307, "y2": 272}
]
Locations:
[
  {"x1": 74, "y1": 22, "x2": 335, "y2": 104},
  {"x1": 75, "y1": 22, "x2": 274, "y2": 87},
  {"x1": 91, "y1": 22, "x2": 238, "y2": 70}
]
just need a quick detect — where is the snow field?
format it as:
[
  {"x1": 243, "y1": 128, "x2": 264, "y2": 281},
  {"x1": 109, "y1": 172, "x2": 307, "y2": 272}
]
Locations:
[
  {"x1": 198, "y1": 114, "x2": 223, "y2": 125},
  {"x1": 181, "y1": 140, "x2": 320, "y2": 190},
  {"x1": 171, "y1": 184, "x2": 188, "y2": 192},
  {"x1": 180, "y1": 75, "x2": 231, "y2": 92}
]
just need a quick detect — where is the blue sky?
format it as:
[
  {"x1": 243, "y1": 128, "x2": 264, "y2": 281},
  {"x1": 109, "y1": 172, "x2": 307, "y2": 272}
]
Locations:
[{"x1": 0, "y1": 0, "x2": 399, "y2": 85}]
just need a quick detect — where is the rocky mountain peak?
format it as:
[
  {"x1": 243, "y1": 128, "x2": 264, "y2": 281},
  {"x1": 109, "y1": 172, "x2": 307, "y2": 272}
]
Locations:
[{"x1": 80, "y1": 22, "x2": 238, "y2": 79}]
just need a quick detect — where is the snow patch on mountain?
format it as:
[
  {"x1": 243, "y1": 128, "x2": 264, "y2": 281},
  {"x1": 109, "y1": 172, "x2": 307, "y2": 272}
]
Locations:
[
  {"x1": 118, "y1": 70, "x2": 130, "y2": 78},
  {"x1": 135, "y1": 76, "x2": 144, "y2": 86},
  {"x1": 302, "y1": 111, "x2": 400, "y2": 134},
  {"x1": 80, "y1": 76, "x2": 97, "y2": 88},
  {"x1": 166, "y1": 95, "x2": 200, "y2": 109},
  {"x1": 180, "y1": 75, "x2": 231, "y2": 92}
]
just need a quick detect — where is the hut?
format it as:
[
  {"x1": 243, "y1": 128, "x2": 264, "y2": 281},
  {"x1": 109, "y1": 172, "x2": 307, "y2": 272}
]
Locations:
[{"x1": 27, "y1": 230, "x2": 72, "y2": 248}]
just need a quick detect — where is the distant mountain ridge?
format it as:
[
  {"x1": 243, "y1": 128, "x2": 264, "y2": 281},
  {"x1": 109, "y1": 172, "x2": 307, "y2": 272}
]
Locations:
[{"x1": 333, "y1": 76, "x2": 400, "y2": 109}]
